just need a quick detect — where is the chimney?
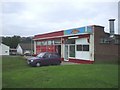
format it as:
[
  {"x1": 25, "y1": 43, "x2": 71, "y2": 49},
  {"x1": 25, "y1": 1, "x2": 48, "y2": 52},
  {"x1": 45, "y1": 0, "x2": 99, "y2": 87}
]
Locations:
[{"x1": 109, "y1": 19, "x2": 115, "y2": 38}]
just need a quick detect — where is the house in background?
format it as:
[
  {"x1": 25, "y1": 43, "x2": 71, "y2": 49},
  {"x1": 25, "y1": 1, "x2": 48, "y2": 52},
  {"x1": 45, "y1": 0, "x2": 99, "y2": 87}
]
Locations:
[
  {"x1": 0, "y1": 43, "x2": 10, "y2": 55},
  {"x1": 10, "y1": 48, "x2": 17, "y2": 55},
  {"x1": 16, "y1": 43, "x2": 34, "y2": 55}
]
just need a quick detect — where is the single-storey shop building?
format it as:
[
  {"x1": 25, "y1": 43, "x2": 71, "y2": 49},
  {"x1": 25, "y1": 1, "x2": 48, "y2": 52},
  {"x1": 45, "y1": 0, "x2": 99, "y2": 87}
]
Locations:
[{"x1": 33, "y1": 21, "x2": 119, "y2": 64}]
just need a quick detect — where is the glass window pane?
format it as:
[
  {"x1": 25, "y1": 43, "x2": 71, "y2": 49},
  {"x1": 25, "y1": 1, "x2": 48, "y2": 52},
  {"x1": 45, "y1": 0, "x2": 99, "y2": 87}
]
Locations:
[
  {"x1": 114, "y1": 39, "x2": 120, "y2": 44},
  {"x1": 54, "y1": 39, "x2": 61, "y2": 44},
  {"x1": 48, "y1": 40, "x2": 52, "y2": 45},
  {"x1": 51, "y1": 40, "x2": 54, "y2": 45},
  {"x1": 41, "y1": 41, "x2": 47, "y2": 45},
  {"x1": 69, "y1": 45, "x2": 75, "y2": 57},
  {"x1": 65, "y1": 39, "x2": 75, "y2": 44},
  {"x1": 41, "y1": 41, "x2": 44, "y2": 45},
  {"x1": 44, "y1": 41, "x2": 47, "y2": 45},
  {"x1": 36, "y1": 41, "x2": 41, "y2": 46},
  {"x1": 77, "y1": 45, "x2": 82, "y2": 51},
  {"x1": 83, "y1": 45, "x2": 89, "y2": 51}
]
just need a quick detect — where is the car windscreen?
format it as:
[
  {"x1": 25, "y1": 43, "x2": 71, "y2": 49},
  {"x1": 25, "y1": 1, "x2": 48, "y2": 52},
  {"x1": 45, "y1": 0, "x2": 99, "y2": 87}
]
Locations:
[{"x1": 37, "y1": 52, "x2": 45, "y2": 58}]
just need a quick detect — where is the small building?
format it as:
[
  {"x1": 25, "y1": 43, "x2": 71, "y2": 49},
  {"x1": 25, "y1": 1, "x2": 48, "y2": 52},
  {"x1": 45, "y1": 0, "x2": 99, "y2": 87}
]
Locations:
[
  {"x1": 33, "y1": 19, "x2": 120, "y2": 64},
  {"x1": 0, "y1": 43, "x2": 10, "y2": 55},
  {"x1": 16, "y1": 43, "x2": 34, "y2": 55},
  {"x1": 10, "y1": 48, "x2": 17, "y2": 55}
]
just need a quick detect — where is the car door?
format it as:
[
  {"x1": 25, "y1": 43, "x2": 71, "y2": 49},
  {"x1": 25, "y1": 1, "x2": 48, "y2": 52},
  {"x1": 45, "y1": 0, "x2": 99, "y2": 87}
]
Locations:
[
  {"x1": 41, "y1": 53, "x2": 50, "y2": 65},
  {"x1": 49, "y1": 53, "x2": 60, "y2": 65}
]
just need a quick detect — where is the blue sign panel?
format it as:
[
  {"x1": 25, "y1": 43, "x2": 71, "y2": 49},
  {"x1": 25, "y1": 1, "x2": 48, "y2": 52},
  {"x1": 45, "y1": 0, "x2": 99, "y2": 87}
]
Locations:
[
  {"x1": 87, "y1": 26, "x2": 93, "y2": 33},
  {"x1": 64, "y1": 26, "x2": 93, "y2": 35}
]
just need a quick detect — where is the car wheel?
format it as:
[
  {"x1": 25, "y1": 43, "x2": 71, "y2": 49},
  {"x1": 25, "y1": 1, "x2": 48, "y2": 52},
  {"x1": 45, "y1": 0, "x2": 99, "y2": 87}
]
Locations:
[{"x1": 36, "y1": 62, "x2": 41, "y2": 67}]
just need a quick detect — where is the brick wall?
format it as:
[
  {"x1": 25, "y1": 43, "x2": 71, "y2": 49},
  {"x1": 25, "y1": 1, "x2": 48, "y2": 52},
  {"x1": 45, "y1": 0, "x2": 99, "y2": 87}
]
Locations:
[{"x1": 93, "y1": 26, "x2": 119, "y2": 64}]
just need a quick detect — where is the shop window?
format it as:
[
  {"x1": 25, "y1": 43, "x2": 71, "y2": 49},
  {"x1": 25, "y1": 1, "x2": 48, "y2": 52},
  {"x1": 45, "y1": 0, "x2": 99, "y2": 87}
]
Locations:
[
  {"x1": 41, "y1": 41, "x2": 47, "y2": 45},
  {"x1": 44, "y1": 41, "x2": 47, "y2": 45},
  {"x1": 69, "y1": 45, "x2": 75, "y2": 57},
  {"x1": 54, "y1": 39, "x2": 61, "y2": 44},
  {"x1": 114, "y1": 39, "x2": 120, "y2": 44},
  {"x1": 77, "y1": 45, "x2": 89, "y2": 51},
  {"x1": 83, "y1": 45, "x2": 89, "y2": 51},
  {"x1": 77, "y1": 45, "x2": 82, "y2": 51},
  {"x1": 36, "y1": 41, "x2": 41, "y2": 46},
  {"x1": 100, "y1": 38, "x2": 110, "y2": 44},
  {"x1": 65, "y1": 39, "x2": 75, "y2": 44},
  {"x1": 41, "y1": 41, "x2": 44, "y2": 45},
  {"x1": 48, "y1": 40, "x2": 52, "y2": 45}
]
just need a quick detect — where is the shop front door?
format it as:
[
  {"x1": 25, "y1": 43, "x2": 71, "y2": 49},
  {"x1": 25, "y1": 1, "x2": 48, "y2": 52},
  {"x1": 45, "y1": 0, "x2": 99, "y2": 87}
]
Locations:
[{"x1": 64, "y1": 45, "x2": 69, "y2": 61}]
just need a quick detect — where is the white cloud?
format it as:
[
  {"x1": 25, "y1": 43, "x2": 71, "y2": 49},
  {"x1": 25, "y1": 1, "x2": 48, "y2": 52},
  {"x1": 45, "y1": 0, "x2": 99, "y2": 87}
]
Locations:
[{"x1": 1, "y1": 0, "x2": 119, "y2": 36}]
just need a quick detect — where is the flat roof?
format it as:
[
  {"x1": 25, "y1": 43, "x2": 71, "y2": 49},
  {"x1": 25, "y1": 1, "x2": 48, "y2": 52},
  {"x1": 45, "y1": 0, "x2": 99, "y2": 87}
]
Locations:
[{"x1": 33, "y1": 25, "x2": 104, "y2": 40}]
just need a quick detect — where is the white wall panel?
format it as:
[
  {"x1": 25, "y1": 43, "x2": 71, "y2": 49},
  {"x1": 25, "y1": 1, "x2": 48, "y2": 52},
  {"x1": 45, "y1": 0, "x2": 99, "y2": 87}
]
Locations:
[
  {"x1": 76, "y1": 51, "x2": 90, "y2": 60},
  {"x1": 76, "y1": 38, "x2": 89, "y2": 44},
  {"x1": 75, "y1": 38, "x2": 90, "y2": 60},
  {"x1": 0, "y1": 43, "x2": 9, "y2": 55}
]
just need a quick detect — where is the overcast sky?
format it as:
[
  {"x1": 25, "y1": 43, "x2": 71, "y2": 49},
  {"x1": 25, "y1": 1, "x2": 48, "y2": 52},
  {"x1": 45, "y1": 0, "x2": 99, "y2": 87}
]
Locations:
[{"x1": 0, "y1": 0, "x2": 119, "y2": 37}]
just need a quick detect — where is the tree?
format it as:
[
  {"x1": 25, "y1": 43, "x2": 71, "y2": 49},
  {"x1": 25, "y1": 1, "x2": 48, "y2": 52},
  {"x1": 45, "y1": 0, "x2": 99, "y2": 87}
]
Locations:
[
  {"x1": 2, "y1": 35, "x2": 33, "y2": 48},
  {"x1": 2, "y1": 35, "x2": 21, "y2": 48}
]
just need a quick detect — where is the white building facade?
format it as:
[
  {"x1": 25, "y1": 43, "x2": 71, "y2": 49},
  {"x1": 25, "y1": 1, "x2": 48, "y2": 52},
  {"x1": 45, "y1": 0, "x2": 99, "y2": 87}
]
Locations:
[
  {"x1": 0, "y1": 43, "x2": 10, "y2": 55},
  {"x1": 16, "y1": 44, "x2": 23, "y2": 55}
]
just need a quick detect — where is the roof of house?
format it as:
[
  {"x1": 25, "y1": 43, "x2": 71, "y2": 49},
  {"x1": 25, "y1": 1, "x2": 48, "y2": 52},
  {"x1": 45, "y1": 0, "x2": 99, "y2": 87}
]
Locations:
[
  {"x1": 18, "y1": 43, "x2": 34, "y2": 50},
  {"x1": 0, "y1": 43, "x2": 10, "y2": 48}
]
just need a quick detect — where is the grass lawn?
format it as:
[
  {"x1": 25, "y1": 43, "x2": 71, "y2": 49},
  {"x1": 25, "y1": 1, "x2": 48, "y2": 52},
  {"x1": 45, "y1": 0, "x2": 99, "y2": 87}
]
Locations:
[{"x1": 2, "y1": 56, "x2": 118, "y2": 88}]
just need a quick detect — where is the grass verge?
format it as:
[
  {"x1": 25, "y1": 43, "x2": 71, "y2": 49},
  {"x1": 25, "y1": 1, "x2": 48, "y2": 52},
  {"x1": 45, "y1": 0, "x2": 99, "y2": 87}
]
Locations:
[{"x1": 2, "y1": 56, "x2": 118, "y2": 88}]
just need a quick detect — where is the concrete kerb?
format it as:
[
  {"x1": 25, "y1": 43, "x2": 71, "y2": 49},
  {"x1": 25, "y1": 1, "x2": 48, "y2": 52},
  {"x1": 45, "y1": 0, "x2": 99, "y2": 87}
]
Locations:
[{"x1": 61, "y1": 61, "x2": 78, "y2": 65}]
